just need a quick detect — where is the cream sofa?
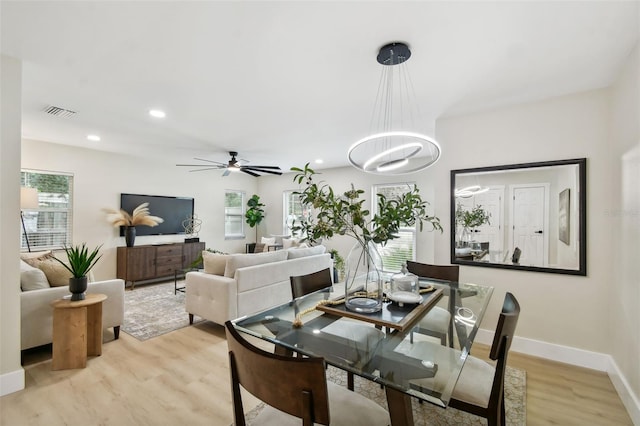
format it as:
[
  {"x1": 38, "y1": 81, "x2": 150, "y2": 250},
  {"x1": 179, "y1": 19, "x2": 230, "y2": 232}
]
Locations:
[
  {"x1": 185, "y1": 246, "x2": 332, "y2": 326},
  {"x1": 19, "y1": 253, "x2": 125, "y2": 350}
]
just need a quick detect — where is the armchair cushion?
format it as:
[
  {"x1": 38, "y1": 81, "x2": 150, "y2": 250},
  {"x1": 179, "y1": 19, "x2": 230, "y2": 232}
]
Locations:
[{"x1": 20, "y1": 260, "x2": 50, "y2": 291}]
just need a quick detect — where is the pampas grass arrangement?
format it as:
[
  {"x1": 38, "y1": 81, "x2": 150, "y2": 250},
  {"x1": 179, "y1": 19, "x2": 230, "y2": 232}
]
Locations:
[{"x1": 104, "y1": 203, "x2": 164, "y2": 227}]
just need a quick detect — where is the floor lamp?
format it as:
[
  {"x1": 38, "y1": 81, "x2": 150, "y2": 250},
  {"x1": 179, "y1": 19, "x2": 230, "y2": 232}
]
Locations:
[{"x1": 20, "y1": 187, "x2": 38, "y2": 252}]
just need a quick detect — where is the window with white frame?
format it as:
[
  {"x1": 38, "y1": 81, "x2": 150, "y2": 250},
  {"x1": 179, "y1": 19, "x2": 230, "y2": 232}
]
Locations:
[
  {"x1": 224, "y1": 190, "x2": 245, "y2": 239},
  {"x1": 283, "y1": 190, "x2": 306, "y2": 237},
  {"x1": 20, "y1": 170, "x2": 73, "y2": 251},
  {"x1": 372, "y1": 182, "x2": 417, "y2": 273}
]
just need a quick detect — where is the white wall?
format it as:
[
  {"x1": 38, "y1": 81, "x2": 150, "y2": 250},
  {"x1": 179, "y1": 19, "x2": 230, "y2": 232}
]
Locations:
[
  {"x1": 609, "y1": 42, "x2": 640, "y2": 416},
  {"x1": 435, "y1": 89, "x2": 612, "y2": 351},
  {"x1": 21, "y1": 139, "x2": 258, "y2": 281},
  {"x1": 0, "y1": 55, "x2": 25, "y2": 395}
]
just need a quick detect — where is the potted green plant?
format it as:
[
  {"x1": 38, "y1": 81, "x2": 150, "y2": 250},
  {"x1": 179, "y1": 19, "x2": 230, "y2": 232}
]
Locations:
[
  {"x1": 328, "y1": 249, "x2": 345, "y2": 282},
  {"x1": 54, "y1": 243, "x2": 102, "y2": 301},
  {"x1": 455, "y1": 202, "x2": 491, "y2": 246},
  {"x1": 291, "y1": 164, "x2": 442, "y2": 312},
  {"x1": 245, "y1": 194, "x2": 265, "y2": 249}
]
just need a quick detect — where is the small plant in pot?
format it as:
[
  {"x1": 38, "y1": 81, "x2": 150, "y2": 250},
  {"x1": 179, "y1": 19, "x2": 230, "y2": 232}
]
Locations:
[
  {"x1": 54, "y1": 243, "x2": 102, "y2": 301},
  {"x1": 245, "y1": 194, "x2": 265, "y2": 250}
]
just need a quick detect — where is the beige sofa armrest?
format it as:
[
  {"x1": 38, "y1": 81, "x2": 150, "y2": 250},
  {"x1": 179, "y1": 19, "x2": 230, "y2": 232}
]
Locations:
[{"x1": 185, "y1": 271, "x2": 237, "y2": 326}]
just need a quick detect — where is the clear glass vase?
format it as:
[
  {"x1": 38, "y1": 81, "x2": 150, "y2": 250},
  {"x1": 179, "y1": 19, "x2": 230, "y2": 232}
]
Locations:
[{"x1": 344, "y1": 241, "x2": 383, "y2": 313}]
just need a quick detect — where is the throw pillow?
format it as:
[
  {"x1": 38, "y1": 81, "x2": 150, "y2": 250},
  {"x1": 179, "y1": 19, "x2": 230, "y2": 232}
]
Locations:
[
  {"x1": 282, "y1": 238, "x2": 302, "y2": 250},
  {"x1": 260, "y1": 237, "x2": 276, "y2": 252},
  {"x1": 19, "y1": 259, "x2": 50, "y2": 291},
  {"x1": 269, "y1": 234, "x2": 290, "y2": 245},
  {"x1": 287, "y1": 245, "x2": 326, "y2": 260},
  {"x1": 202, "y1": 251, "x2": 230, "y2": 275},
  {"x1": 224, "y1": 250, "x2": 288, "y2": 278},
  {"x1": 36, "y1": 258, "x2": 73, "y2": 287},
  {"x1": 20, "y1": 250, "x2": 53, "y2": 267}
]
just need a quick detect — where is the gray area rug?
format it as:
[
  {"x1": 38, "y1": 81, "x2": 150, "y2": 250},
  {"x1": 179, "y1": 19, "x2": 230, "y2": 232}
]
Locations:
[
  {"x1": 245, "y1": 365, "x2": 526, "y2": 425},
  {"x1": 122, "y1": 281, "x2": 201, "y2": 341}
]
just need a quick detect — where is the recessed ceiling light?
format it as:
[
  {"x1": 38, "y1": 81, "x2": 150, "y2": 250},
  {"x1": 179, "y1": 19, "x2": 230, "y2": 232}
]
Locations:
[
  {"x1": 87, "y1": 134, "x2": 101, "y2": 141},
  {"x1": 149, "y1": 109, "x2": 166, "y2": 118},
  {"x1": 315, "y1": 159, "x2": 324, "y2": 164}
]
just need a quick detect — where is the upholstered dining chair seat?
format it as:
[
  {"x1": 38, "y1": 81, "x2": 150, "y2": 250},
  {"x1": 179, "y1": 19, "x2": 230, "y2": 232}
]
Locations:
[
  {"x1": 253, "y1": 380, "x2": 390, "y2": 426},
  {"x1": 416, "y1": 306, "x2": 451, "y2": 339},
  {"x1": 449, "y1": 356, "x2": 494, "y2": 407}
]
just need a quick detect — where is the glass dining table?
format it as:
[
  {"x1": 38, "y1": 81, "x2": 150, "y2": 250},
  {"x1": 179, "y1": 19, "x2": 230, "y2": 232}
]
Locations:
[{"x1": 231, "y1": 278, "x2": 494, "y2": 426}]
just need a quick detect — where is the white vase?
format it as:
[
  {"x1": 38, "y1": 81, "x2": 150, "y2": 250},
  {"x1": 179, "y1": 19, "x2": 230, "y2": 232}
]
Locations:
[{"x1": 344, "y1": 241, "x2": 383, "y2": 313}]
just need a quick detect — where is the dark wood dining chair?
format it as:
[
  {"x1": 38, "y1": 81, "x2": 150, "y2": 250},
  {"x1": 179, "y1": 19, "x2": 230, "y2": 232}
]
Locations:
[
  {"x1": 290, "y1": 267, "x2": 334, "y2": 299},
  {"x1": 405, "y1": 261, "x2": 459, "y2": 346},
  {"x1": 290, "y1": 267, "x2": 385, "y2": 391},
  {"x1": 410, "y1": 292, "x2": 520, "y2": 426},
  {"x1": 225, "y1": 321, "x2": 390, "y2": 426},
  {"x1": 447, "y1": 292, "x2": 520, "y2": 426}
]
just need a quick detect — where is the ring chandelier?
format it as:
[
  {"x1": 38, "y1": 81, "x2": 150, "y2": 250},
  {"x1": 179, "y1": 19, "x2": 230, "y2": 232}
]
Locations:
[{"x1": 348, "y1": 42, "x2": 441, "y2": 175}]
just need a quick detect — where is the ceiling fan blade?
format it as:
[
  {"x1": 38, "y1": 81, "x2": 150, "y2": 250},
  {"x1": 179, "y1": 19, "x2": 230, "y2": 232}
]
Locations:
[
  {"x1": 222, "y1": 169, "x2": 231, "y2": 177},
  {"x1": 188, "y1": 167, "x2": 224, "y2": 172},
  {"x1": 177, "y1": 164, "x2": 225, "y2": 167},
  {"x1": 241, "y1": 168, "x2": 260, "y2": 177},
  {"x1": 193, "y1": 157, "x2": 226, "y2": 165},
  {"x1": 242, "y1": 165, "x2": 281, "y2": 169},
  {"x1": 242, "y1": 167, "x2": 282, "y2": 175}
]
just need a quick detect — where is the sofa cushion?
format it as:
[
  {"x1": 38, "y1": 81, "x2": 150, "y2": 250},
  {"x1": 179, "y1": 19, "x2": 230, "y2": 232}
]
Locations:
[
  {"x1": 22, "y1": 252, "x2": 73, "y2": 287},
  {"x1": 202, "y1": 251, "x2": 230, "y2": 275},
  {"x1": 20, "y1": 259, "x2": 50, "y2": 291},
  {"x1": 224, "y1": 250, "x2": 288, "y2": 278},
  {"x1": 287, "y1": 245, "x2": 326, "y2": 259}
]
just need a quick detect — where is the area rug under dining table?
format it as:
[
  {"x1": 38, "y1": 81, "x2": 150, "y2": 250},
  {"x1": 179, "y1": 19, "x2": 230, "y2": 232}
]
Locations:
[
  {"x1": 243, "y1": 365, "x2": 526, "y2": 425},
  {"x1": 122, "y1": 281, "x2": 202, "y2": 341}
]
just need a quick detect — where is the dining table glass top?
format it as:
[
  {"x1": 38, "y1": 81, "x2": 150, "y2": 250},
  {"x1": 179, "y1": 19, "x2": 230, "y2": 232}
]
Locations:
[{"x1": 232, "y1": 278, "x2": 494, "y2": 408}]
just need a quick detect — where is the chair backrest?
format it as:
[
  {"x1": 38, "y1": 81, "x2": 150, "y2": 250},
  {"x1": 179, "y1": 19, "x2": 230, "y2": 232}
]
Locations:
[
  {"x1": 225, "y1": 321, "x2": 331, "y2": 426},
  {"x1": 489, "y1": 292, "x2": 520, "y2": 361},
  {"x1": 486, "y1": 292, "x2": 520, "y2": 413},
  {"x1": 406, "y1": 261, "x2": 460, "y2": 282},
  {"x1": 290, "y1": 267, "x2": 333, "y2": 299}
]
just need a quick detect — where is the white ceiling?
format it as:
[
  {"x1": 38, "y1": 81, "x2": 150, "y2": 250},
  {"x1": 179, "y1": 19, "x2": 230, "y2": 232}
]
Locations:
[{"x1": 2, "y1": 1, "x2": 638, "y2": 173}]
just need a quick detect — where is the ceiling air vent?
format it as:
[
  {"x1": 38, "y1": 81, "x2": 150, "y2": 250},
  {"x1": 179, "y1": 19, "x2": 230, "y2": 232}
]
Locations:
[{"x1": 43, "y1": 105, "x2": 76, "y2": 118}]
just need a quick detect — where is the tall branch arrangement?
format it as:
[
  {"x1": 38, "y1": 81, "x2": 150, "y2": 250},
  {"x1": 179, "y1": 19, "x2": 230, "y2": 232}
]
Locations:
[{"x1": 291, "y1": 164, "x2": 442, "y2": 247}]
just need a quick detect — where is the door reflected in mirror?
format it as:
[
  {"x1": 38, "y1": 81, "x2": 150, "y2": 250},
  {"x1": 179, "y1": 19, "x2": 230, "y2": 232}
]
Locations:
[{"x1": 451, "y1": 158, "x2": 586, "y2": 276}]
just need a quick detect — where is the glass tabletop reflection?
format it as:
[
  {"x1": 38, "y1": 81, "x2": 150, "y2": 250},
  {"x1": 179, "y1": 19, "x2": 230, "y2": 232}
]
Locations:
[{"x1": 232, "y1": 278, "x2": 493, "y2": 408}]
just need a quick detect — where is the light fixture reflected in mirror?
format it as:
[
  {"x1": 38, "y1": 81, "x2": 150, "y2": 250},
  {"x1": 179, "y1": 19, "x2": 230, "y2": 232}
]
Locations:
[{"x1": 348, "y1": 42, "x2": 441, "y2": 175}]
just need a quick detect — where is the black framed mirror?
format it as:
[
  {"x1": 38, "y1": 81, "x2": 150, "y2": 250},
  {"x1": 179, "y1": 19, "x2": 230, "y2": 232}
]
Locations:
[{"x1": 451, "y1": 158, "x2": 586, "y2": 275}]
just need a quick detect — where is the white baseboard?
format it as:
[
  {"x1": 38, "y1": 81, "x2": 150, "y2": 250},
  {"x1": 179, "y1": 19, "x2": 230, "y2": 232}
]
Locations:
[
  {"x1": 0, "y1": 367, "x2": 24, "y2": 396},
  {"x1": 475, "y1": 328, "x2": 640, "y2": 425},
  {"x1": 608, "y1": 357, "x2": 640, "y2": 426}
]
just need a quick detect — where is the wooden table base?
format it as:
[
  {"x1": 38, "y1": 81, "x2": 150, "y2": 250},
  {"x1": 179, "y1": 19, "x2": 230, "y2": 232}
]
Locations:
[{"x1": 50, "y1": 293, "x2": 107, "y2": 370}]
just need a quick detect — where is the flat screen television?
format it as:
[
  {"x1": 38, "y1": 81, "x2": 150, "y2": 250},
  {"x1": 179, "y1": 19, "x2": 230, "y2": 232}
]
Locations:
[{"x1": 119, "y1": 193, "x2": 194, "y2": 236}]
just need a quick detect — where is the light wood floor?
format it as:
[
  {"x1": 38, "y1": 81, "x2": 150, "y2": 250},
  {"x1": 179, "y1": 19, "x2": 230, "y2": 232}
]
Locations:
[{"x1": 1, "y1": 322, "x2": 633, "y2": 426}]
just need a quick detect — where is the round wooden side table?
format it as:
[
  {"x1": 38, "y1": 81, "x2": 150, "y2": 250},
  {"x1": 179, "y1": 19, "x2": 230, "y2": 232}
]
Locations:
[{"x1": 50, "y1": 293, "x2": 107, "y2": 370}]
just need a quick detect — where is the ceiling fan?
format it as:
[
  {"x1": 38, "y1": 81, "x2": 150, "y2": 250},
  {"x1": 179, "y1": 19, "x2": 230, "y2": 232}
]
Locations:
[{"x1": 176, "y1": 151, "x2": 282, "y2": 177}]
